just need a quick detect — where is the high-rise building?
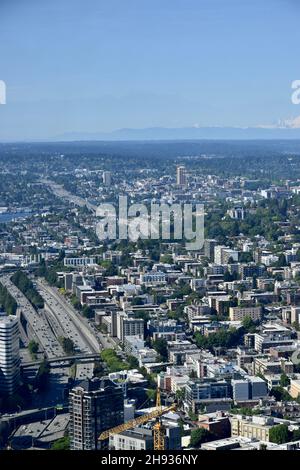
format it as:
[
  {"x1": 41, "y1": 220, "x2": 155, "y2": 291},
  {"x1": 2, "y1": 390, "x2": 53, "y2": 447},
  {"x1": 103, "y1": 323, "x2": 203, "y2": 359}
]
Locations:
[
  {"x1": 204, "y1": 239, "x2": 218, "y2": 261},
  {"x1": 69, "y1": 377, "x2": 124, "y2": 450},
  {"x1": 291, "y1": 306, "x2": 300, "y2": 325},
  {"x1": 116, "y1": 312, "x2": 144, "y2": 342},
  {"x1": 214, "y1": 245, "x2": 239, "y2": 264},
  {"x1": 103, "y1": 171, "x2": 112, "y2": 186},
  {"x1": 232, "y1": 379, "x2": 249, "y2": 401},
  {"x1": 0, "y1": 314, "x2": 20, "y2": 396},
  {"x1": 176, "y1": 165, "x2": 187, "y2": 186}
]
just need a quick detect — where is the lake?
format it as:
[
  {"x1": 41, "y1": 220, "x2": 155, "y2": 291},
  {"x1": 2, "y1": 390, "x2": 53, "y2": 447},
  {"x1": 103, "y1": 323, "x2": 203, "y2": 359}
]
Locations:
[{"x1": 0, "y1": 211, "x2": 33, "y2": 223}]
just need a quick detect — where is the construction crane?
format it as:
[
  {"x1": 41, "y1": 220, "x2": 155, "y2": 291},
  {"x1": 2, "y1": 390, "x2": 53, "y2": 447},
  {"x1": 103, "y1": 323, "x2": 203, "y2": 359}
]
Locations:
[{"x1": 98, "y1": 389, "x2": 176, "y2": 450}]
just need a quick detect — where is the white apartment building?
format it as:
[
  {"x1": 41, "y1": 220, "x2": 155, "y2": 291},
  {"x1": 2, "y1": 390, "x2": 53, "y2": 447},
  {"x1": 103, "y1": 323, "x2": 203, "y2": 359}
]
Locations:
[
  {"x1": 116, "y1": 313, "x2": 144, "y2": 342},
  {"x1": 64, "y1": 257, "x2": 97, "y2": 267},
  {"x1": 214, "y1": 245, "x2": 239, "y2": 264},
  {"x1": 291, "y1": 306, "x2": 300, "y2": 325},
  {"x1": 0, "y1": 314, "x2": 20, "y2": 396},
  {"x1": 140, "y1": 271, "x2": 166, "y2": 285}
]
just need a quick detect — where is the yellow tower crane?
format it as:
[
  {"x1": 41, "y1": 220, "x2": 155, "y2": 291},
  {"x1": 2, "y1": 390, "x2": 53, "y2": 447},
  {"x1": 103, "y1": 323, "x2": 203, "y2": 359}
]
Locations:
[{"x1": 98, "y1": 389, "x2": 176, "y2": 450}]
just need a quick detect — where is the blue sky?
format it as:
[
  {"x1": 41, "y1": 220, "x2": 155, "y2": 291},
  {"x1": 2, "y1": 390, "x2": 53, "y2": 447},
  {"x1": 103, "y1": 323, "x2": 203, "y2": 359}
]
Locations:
[{"x1": 0, "y1": 0, "x2": 299, "y2": 140}]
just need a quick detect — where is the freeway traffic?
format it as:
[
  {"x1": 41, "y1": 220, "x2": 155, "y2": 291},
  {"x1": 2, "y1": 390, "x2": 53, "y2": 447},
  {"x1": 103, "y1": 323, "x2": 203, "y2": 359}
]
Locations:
[
  {"x1": 0, "y1": 274, "x2": 64, "y2": 359},
  {"x1": 35, "y1": 278, "x2": 104, "y2": 352}
]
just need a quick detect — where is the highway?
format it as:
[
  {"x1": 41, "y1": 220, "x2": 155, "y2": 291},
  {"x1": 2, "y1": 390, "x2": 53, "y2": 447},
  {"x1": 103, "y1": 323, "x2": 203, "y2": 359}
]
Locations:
[
  {"x1": 41, "y1": 179, "x2": 97, "y2": 213},
  {"x1": 36, "y1": 278, "x2": 102, "y2": 353},
  {"x1": 0, "y1": 275, "x2": 64, "y2": 359},
  {"x1": 1, "y1": 272, "x2": 112, "y2": 361},
  {"x1": 36, "y1": 283, "x2": 93, "y2": 355},
  {"x1": 22, "y1": 353, "x2": 100, "y2": 368}
]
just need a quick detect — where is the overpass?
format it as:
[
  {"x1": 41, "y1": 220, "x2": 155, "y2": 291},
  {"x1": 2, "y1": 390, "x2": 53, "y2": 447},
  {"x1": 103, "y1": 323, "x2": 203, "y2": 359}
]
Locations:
[{"x1": 21, "y1": 353, "x2": 100, "y2": 368}]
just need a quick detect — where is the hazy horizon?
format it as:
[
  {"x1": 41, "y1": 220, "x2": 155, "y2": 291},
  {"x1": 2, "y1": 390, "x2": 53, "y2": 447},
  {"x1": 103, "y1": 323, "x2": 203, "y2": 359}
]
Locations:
[{"x1": 0, "y1": 0, "x2": 300, "y2": 140}]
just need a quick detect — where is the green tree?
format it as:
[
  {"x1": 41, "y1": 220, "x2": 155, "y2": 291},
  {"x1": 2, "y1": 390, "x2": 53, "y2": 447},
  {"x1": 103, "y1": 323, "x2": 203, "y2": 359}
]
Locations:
[
  {"x1": 93, "y1": 361, "x2": 105, "y2": 377},
  {"x1": 194, "y1": 327, "x2": 243, "y2": 351},
  {"x1": 35, "y1": 359, "x2": 51, "y2": 392},
  {"x1": 28, "y1": 340, "x2": 39, "y2": 359},
  {"x1": 127, "y1": 355, "x2": 139, "y2": 369},
  {"x1": 82, "y1": 304, "x2": 94, "y2": 319},
  {"x1": 271, "y1": 386, "x2": 291, "y2": 402},
  {"x1": 239, "y1": 252, "x2": 253, "y2": 263},
  {"x1": 152, "y1": 338, "x2": 168, "y2": 361},
  {"x1": 100, "y1": 348, "x2": 129, "y2": 372},
  {"x1": 146, "y1": 389, "x2": 156, "y2": 402},
  {"x1": 176, "y1": 389, "x2": 185, "y2": 402},
  {"x1": 70, "y1": 295, "x2": 81, "y2": 310},
  {"x1": 189, "y1": 428, "x2": 214, "y2": 447},
  {"x1": 160, "y1": 254, "x2": 173, "y2": 264},
  {"x1": 0, "y1": 283, "x2": 17, "y2": 315},
  {"x1": 51, "y1": 435, "x2": 70, "y2": 450},
  {"x1": 280, "y1": 373, "x2": 290, "y2": 388},
  {"x1": 292, "y1": 429, "x2": 300, "y2": 441},
  {"x1": 269, "y1": 424, "x2": 289, "y2": 444},
  {"x1": 242, "y1": 315, "x2": 258, "y2": 333},
  {"x1": 59, "y1": 337, "x2": 75, "y2": 355},
  {"x1": 11, "y1": 270, "x2": 44, "y2": 309}
]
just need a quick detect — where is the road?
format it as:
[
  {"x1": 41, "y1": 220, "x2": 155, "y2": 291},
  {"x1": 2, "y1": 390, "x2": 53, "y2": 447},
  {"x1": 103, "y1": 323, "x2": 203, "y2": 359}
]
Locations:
[
  {"x1": 75, "y1": 362, "x2": 94, "y2": 381},
  {"x1": 36, "y1": 278, "x2": 103, "y2": 353},
  {"x1": 0, "y1": 275, "x2": 64, "y2": 359},
  {"x1": 41, "y1": 179, "x2": 97, "y2": 213},
  {"x1": 33, "y1": 364, "x2": 70, "y2": 408},
  {"x1": 36, "y1": 283, "x2": 93, "y2": 355}
]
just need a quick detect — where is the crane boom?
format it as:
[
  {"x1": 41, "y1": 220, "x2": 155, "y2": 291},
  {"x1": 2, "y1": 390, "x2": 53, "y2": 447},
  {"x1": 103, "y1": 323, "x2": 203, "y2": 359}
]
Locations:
[{"x1": 98, "y1": 403, "x2": 176, "y2": 441}]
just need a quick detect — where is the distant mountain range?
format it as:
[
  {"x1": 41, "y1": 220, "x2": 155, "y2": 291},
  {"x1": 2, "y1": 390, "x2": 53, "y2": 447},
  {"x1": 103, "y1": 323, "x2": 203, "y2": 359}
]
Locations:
[{"x1": 54, "y1": 126, "x2": 300, "y2": 141}]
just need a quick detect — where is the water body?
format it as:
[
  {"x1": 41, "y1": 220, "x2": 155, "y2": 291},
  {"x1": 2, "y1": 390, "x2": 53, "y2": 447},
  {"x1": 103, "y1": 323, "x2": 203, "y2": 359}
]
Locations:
[{"x1": 0, "y1": 211, "x2": 33, "y2": 223}]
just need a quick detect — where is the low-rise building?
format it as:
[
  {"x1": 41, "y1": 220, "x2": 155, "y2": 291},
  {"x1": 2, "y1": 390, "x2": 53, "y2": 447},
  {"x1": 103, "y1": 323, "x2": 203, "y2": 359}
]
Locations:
[
  {"x1": 230, "y1": 415, "x2": 275, "y2": 442},
  {"x1": 290, "y1": 379, "x2": 300, "y2": 399},
  {"x1": 229, "y1": 306, "x2": 262, "y2": 322}
]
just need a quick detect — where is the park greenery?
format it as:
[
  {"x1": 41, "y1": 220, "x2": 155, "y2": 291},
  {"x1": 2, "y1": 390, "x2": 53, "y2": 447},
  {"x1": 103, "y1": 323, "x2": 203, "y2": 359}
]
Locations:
[
  {"x1": 100, "y1": 348, "x2": 130, "y2": 372},
  {"x1": 12, "y1": 270, "x2": 44, "y2": 309},
  {"x1": 269, "y1": 424, "x2": 300, "y2": 444},
  {"x1": 37, "y1": 255, "x2": 65, "y2": 287},
  {"x1": 0, "y1": 282, "x2": 17, "y2": 315},
  {"x1": 194, "y1": 327, "x2": 243, "y2": 351}
]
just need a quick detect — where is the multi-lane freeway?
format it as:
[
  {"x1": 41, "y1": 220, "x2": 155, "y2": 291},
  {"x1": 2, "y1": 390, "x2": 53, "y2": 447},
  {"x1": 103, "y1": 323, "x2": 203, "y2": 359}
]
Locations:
[
  {"x1": 35, "y1": 278, "x2": 104, "y2": 353},
  {"x1": 41, "y1": 179, "x2": 97, "y2": 213},
  {"x1": 36, "y1": 283, "x2": 94, "y2": 355},
  {"x1": 1, "y1": 272, "x2": 114, "y2": 365},
  {"x1": 0, "y1": 274, "x2": 64, "y2": 358}
]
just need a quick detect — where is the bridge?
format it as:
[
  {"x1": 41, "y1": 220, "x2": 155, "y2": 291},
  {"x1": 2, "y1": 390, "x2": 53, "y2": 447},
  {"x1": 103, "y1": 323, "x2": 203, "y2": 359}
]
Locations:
[{"x1": 21, "y1": 353, "x2": 100, "y2": 368}]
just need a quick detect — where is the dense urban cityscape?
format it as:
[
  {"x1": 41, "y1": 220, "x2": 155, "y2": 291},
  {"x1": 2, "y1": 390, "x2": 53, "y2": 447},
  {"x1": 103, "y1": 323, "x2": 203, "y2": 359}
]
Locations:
[
  {"x1": 1, "y1": 0, "x2": 300, "y2": 463},
  {"x1": 0, "y1": 141, "x2": 300, "y2": 452}
]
